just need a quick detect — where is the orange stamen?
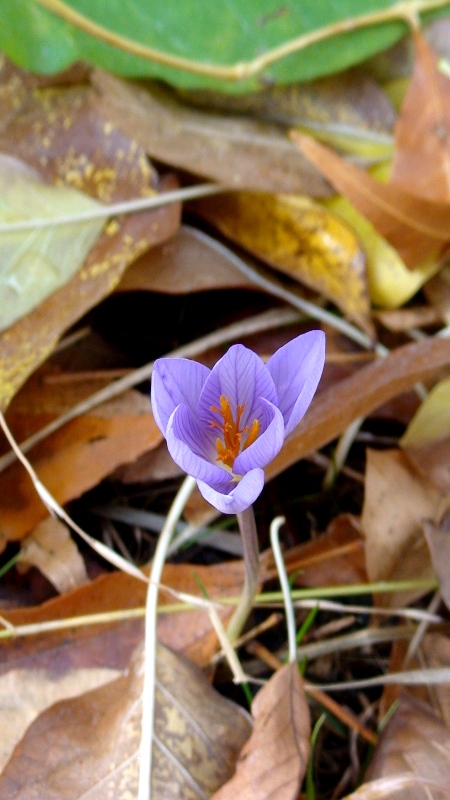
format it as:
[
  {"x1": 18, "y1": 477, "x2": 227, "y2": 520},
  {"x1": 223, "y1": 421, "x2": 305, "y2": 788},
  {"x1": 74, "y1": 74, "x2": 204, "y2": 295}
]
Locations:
[{"x1": 210, "y1": 395, "x2": 260, "y2": 469}]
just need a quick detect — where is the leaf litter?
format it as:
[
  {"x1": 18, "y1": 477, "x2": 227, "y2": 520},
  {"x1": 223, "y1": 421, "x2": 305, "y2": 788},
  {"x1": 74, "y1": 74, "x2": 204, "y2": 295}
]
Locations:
[{"x1": 0, "y1": 17, "x2": 450, "y2": 800}]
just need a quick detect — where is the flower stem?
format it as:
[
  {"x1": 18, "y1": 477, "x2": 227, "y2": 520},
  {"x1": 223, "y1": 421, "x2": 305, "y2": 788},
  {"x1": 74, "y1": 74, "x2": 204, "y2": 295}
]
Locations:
[{"x1": 227, "y1": 505, "x2": 260, "y2": 642}]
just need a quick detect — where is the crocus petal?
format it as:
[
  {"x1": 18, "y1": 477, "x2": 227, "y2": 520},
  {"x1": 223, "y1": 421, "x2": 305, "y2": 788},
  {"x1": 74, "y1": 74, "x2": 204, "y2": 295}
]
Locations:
[
  {"x1": 197, "y1": 469, "x2": 265, "y2": 514},
  {"x1": 197, "y1": 344, "x2": 277, "y2": 429},
  {"x1": 166, "y1": 404, "x2": 230, "y2": 486},
  {"x1": 233, "y1": 399, "x2": 284, "y2": 475},
  {"x1": 266, "y1": 330, "x2": 325, "y2": 436},
  {"x1": 151, "y1": 357, "x2": 210, "y2": 435}
]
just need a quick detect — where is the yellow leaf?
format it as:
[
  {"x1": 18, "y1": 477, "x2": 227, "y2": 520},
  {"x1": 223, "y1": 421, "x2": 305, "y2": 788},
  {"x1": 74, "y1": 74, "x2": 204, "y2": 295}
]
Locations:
[
  {"x1": 194, "y1": 191, "x2": 372, "y2": 333},
  {"x1": 401, "y1": 376, "x2": 450, "y2": 448},
  {"x1": 0, "y1": 155, "x2": 105, "y2": 332},
  {"x1": 326, "y1": 194, "x2": 439, "y2": 308}
]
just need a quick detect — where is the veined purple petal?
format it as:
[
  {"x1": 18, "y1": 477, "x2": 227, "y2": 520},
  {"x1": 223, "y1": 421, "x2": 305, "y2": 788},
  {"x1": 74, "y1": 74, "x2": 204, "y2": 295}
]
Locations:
[
  {"x1": 197, "y1": 344, "x2": 277, "y2": 429},
  {"x1": 166, "y1": 404, "x2": 230, "y2": 486},
  {"x1": 266, "y1": 330, "x2": 325, "y2": 436},
  {"x1": 233, "y1": 399, "x2": 284, "y2": 475},
  {"x1": 151, "y1": 357, "x2": 210, "y2": 434},
  {"x1": 197, "y1": 469, "x2": 265, "y2": 514}
]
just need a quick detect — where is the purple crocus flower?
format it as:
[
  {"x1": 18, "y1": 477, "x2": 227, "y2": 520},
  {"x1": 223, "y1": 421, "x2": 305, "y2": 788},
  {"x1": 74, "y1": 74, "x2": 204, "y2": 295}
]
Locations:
[{"x1": 151, "y1": 330, "x2": 325, "y2": 514}]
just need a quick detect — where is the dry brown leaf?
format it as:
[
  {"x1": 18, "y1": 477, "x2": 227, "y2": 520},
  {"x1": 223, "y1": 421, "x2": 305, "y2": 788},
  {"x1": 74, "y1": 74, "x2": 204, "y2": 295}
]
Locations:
[
  {"x1": 92, "y1": 70, "x2": 330, "y2": 196},
  {"x1": 291, "y1": 131, "x2": 450, "y2": 269},
  {"x1": 0, "y1": 644, "x2": 252, "y2": 800},
  {"x1": 1, "y1": 558, "x2": 248, "y2": 670},
  {"x1": 0, "y1": 390, "x2": 162, "y2": 545},
  {"x1": 391, "y1": 32, "x2": 450, "y2": 202},
  {"x1": 0, "y1": 664, "x2": 120, "y2": 774},
  {"x1": 211, "y1": 661, "x2": 310, "y2": 800},
  {"x1": 425, "y1": 265, "x2": 450, "y2": 324},
  {"x1": 263, "y1": 514, "x2": 367, "y2": 588},
  {"x1": 19, "y1": 517, "x2": 89, "y2": 593},
  {"x1": 267, "y1": 336, "x2": 450, "y2": 487},
  {"x1": 420, "y1": 633, "x2": 450, "y2": 727},
  {"x1": 361, "y1": 693, "x2": 450, "y2": 800},
  {"x1": 180, "y1": 69, "x2": 395, "y2": 140},
  {"x1": 423, "y1": 512, "x2": 450, "y2": 611},
  {"x1": 0, "y1": 81, "x2": 158, "y2": 202},
  {"x1": 193, "y1": 191, "x2": 372, "y2": 333},
  {"x1": 0, "y1": 174, "x2": 181, "y2": 411},
  {"x1": 405, "y1": 436, "x2": 450, "y2": 495},
  {"x1": 117, "y1": 224, "x2": 254, "y2": 295},
  {"x1": 361, "y1": 449, "x2": 440, "y2": 604}
]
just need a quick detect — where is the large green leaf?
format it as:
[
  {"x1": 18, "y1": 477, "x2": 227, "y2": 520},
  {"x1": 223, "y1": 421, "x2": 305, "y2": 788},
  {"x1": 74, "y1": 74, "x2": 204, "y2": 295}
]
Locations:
[{"x1": 2, "y1": 0, "x2": 450, "y2": 91}]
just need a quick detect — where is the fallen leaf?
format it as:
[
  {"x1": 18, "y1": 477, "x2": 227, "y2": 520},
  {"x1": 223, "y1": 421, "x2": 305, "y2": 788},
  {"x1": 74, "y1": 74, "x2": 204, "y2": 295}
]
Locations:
[
  {"x1": 19, "y1": 517, "x2": 89, "y2": 593},
  {"x1": 117, "y1": 223, "x2": 254, "y2": 295},
  {"x1": 193, "y1": 191, "x2": 372, "y2": 333},
  {"x1": 263, "y1": 514, "x2": 367, "y2": 588},
  {"x1": 420, "y1": 633, "x2": 450, "y2": 727},
  {"x1": 0, "y1": 664, "x2": 120, "y2": 774},
  {"x1": 0, "y1": 390, "x2": 163, "y2": 544},
  {"x1": 374, "y1": 305, "x2": 441, "y2": 332},
  {"x1": 0, "y1": 154, "x2": 105, "y2": 332},
  {"x1": 0, "y1": 81, "x2": 158, "y2": 202},
  {"x1": 267, "y1": 337, "x2": 450, "y2": 486},
  {"x1": 93, "y1": 71, "x2": 331, "y2": 196},
  {"x1": 211, "y1": 661, "x2": 310, "y2": 800},
  {"x1": 391, "y1": 32, "x2": 450, "y2": 202},
  {"x1": 405, "y1": 436, "x2": 450, "y2": 495},
  {"x1": 324, "y1": 193, "x2": 439, "y2": 308},
  {"x1": 291, "y1": 131, "x2": 450, "y2": 268},
  {"x1": 401, "y1": 375, "x2": 450, "y2": 448},
  {"x1": 0, "y1": 173, "x2": 181, "y2": 411},
  {"x1": 1, "y1": 558, "x2": 248, "y2": 670},
  {"x1": 361, "y1": 449, "x2": 439, "y2": 604},
  {"x1": 423, "y1": 512, "x2": 450, "y2": 611},
  {"x1": 180, "y1": 68, "x2": 396, "y2": 156},
  {"x1": 362, "y1": 693, "x2": 450, "y2": 800},
  {"x1": 424, "y1": 264, "x2": 450, "y2": 324},
  {"x1": 0, "y1": 644, "x2": 252, "y2": 800}
]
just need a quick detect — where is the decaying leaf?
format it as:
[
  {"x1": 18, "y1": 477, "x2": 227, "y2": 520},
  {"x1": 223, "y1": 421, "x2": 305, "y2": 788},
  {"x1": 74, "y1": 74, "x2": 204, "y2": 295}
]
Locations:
[
  {"x1": 92, "y1": 70, "x2": 330, "y2": 196},
  {"x1": 19, "y1": 516, "x2": 89, "y2": 593},
  {"x1": 361, "y1": 693, "x2": 450, "y2": 800},
  {"x1": 117, "y1": 224, "x2": 254, "y2": 295},
  {"x1": 361, "y1": 449, "x2": 439, "y2": 604},
  {"x1": 0, "y1": 79, "x2": 158, "y2": 202},
  {"x1": 1, "y1": 558, "x2": 248, "y2": 670},
  {"x1": 401, "y1": 376, "x2": 450, "y2": 449},
  {"x1": 324, "y1": 193, "x2": 439, "y2": 309},
  {"x1": 267, "y1": 337, "x2": 450, "y2": 487},
  {"x1": 193, "y1": 191, "x2": 372, "y2": 333},
  {"x1": 0, "y1": 390, "x2": 162, "y2": 545},
  {"x1": 420, "y1": 633, "x2": 450, "y2": 727},
  {"x1": 0, "y1": 644, "x2": 252, "y2": 800},
  {"x1": 0, "y1": 664, "x2": 120, "y2": 774},
  {"x1": 292, "y1": 131, "x2": 450, "y2": 269},
  {"x1": 263, "y1": 513, "x2": 367, "y2": 588},
  {"x1": 423, "y1": 512, "x2": 450, "y2": 611},
  {"x1": 0, "y1": 154, "x2": 105, "y2": 332},
  {"x1": 211, "y1": 662, "x2": 310, "y2": 800},
  {"x1": 391, "y1": 32, "x2": 450, "y2": 202},
  {"x1": 0, "y1": 177, "x2": 181, "y2": 411},
  {"x1": 180, "y1": 68, "x2": 395, "y2": 159}
]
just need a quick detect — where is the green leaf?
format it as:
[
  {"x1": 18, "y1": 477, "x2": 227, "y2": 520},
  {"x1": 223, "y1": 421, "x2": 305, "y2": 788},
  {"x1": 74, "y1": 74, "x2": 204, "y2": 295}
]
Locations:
[{"x1": 2, "y1": 0, "x2": 450, "y2": 92}]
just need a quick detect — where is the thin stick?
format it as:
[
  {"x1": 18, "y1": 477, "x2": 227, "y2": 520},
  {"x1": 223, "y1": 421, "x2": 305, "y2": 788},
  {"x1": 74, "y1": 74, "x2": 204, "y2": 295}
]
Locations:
[
  {"x1": 270, "y1": 516, "x2": 297, "y2": 664},
  {"x1": 138, "y1": 475, "x2": 196, "y2": 800},
  {"x1": 227, "y1": 506, "x2": 260, "y2": 642},
  {"x1": 30, "y1": 0, "x2": 448, "y2": 82},
  {"x1": 0, "y1": 184, "x2": 223, "y2": 233}
]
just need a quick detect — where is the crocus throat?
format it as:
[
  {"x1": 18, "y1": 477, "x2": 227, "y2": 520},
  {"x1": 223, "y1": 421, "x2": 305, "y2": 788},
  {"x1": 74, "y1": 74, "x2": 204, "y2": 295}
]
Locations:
[{"x1": 210, "y1": 395, "x2": 259, "y2": 469}]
